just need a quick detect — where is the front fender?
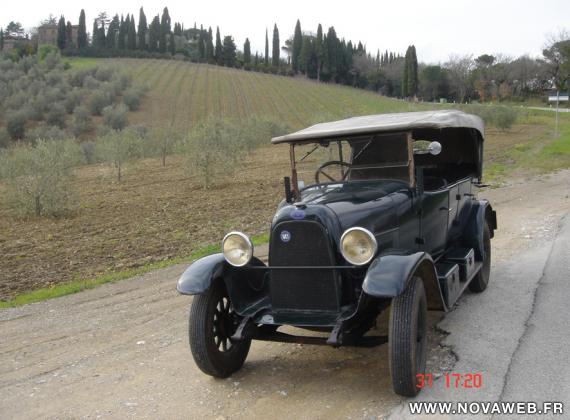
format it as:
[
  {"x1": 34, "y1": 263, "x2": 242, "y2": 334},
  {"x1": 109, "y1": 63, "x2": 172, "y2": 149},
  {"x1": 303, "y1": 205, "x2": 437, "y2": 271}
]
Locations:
[
  {"x1": 362, "y1": 251, "x2": 446, "y2": 311},
  {"x1": 176, "y1": 253, "x2": 226, "y2": 295}
]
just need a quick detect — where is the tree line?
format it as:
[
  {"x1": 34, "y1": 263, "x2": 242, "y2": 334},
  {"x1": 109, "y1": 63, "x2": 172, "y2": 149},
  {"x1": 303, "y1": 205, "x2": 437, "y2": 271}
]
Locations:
[{"x1": 3, "y1": 9, "x2": 570, "y2": 103}]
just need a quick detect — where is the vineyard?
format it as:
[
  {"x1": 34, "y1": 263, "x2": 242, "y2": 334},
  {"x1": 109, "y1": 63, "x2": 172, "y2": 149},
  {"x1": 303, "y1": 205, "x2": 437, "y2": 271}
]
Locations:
[{"x1": 95, "y1": 58, "x2": 418, "y2": 132}]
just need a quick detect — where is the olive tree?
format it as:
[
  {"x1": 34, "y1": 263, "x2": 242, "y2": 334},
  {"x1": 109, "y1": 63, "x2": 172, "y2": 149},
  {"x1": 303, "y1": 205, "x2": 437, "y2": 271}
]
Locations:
[
  {"x1": 0, "y1": 139, "x2": 83, "y2": 217},
  {"x1": 178, "y1": 119, "x2": 244, "y2": 188},
  {"x1": 95, "y1": 129, "x2": 143, "y2": 181}
]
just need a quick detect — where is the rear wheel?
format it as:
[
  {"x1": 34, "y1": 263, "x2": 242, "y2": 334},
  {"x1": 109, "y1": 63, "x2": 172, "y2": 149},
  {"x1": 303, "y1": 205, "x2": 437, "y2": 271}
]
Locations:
[
  {"x1": 188, "y1": 279, "x2": 251, "y2": 378},
  {"x1": 469, "y1": 222, "x2": 491, "y2": 293},
  {"x1": 389, "y1": 276, "x2": 427, "y2": 397}
]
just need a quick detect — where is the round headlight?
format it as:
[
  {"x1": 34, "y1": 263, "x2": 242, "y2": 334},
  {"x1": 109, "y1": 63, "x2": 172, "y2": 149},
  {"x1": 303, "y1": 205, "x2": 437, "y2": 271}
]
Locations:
[
  {"x1": 340, "y1": 227, "x2": 377, "y2": 266},
  {"x1": 222, "y1": 232, "x2": 253, "y2": 267}
]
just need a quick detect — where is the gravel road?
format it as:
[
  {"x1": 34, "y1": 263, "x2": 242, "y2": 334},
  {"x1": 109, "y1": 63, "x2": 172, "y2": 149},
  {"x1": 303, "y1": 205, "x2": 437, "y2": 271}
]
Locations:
[{"x1": 1, "y1": 170, "x2": 569, "y2": 419}]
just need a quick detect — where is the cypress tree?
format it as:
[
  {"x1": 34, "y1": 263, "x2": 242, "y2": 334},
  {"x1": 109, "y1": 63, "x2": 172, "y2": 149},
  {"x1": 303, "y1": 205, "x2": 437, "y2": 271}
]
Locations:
[
  {"x1": 99, "y1": 21, "x2": 106, "y2": 47},
  {"x1": 215, "y1": 27, "x2": 222, "y2": 64},
  {"x1": 149, "y1": 15, "x2": 160, "y2": 51},
  {"x1": 0, "y1": 29, "x2": 4, "y2": 51},
  {"x1": 138, "y1": 7, "x2": 147, "y2": 50},
  {"x1": 408, "y1": 45, "x2": 418, "y2": 97},
  {"x1": 169, "y1": 32, "x2": 175, "y2": 55},
  {"x1": 198, "y1": 25, "x2": 205, "y2": 59},
  {"x1": 118, "y1": 15, "x2": 126, "y2": 50},
  {"x1": 292, "y1": 19, "x2": 302, "y2": 72},
  {"x1": 128, "y1": 15, "x2": 137, "y2": 49},
  {"x1": 107, "y1": 15, "x2": 119, "y2": 49},
  {"x1": 66, "y1": 21, "x2": 73, "y2": 48},
  {"x1": 222, "y1": 35, "x2": 236, "y2": 67},
  {"x1": 272, "y1": 24, "x2": 280, "y2": 67},
  {"x1": 159, "y1": 7, "x2": 171, "y2": 53},
  {"x1": 206, "y1": 27, "x2": 214, "y2": 61},
  {"x1": 254, "y1": 52, "x2": 259, "y2": 66},
  {"x1": 299, "y1": 36, "x2": 312, "y2": 76},
  {"x1": 92, "y1": 20, "x2": 98, "y2": 48},
  {"x1": 315, "y1": 24, "x2": 324, "y2": 80},
  {"x1": 78, "y1": 10, "x2": 87, "y2": 49},
  {"x1": 264, "y1": 28, "x2": 269, "y2": 65},
  {"x1": 402, "y1": 47, "x2": 410, "y2": 97},
  {"x1": 57, "y1": 16, "x2": 66, "y2": 50},
  {"x1": 243, "y1": 38, "x2": 251, "y2": 64}
]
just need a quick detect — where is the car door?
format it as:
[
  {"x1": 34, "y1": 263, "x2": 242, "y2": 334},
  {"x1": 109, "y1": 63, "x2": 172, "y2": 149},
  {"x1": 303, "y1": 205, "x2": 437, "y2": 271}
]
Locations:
[{"x1": 420, "y1": 189, "x2": 449, "y2": 256}]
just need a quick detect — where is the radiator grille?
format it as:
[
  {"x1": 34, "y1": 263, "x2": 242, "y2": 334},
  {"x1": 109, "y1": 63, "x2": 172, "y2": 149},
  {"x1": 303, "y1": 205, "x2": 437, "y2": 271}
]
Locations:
[{"x1": 269, "y1": 220, "x2": 340, "y2": 312}]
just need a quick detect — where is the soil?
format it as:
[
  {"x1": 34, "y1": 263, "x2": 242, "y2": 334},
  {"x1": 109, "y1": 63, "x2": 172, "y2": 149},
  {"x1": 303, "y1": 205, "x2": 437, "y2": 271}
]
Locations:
[{"x1": 1, "y1": 169, "x2": 568, "y2": 419}]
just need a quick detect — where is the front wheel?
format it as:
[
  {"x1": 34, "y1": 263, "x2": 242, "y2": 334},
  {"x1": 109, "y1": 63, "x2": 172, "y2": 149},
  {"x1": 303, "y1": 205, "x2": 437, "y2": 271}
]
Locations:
[
  {"x1": 389, "y1": 276, "x2": 427, "y2": 397},
  {"x1": 188, "y1": 279, "x2": 251, "y2": 378}
]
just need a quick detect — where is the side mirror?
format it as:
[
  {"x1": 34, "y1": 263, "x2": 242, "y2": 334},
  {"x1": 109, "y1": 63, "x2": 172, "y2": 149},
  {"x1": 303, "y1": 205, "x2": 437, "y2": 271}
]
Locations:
[
  {"x1": 428, "y1": 141, "x2": 442, "y2": 155},
  {"x1": 413, "y1": 140, "x2": 442, "y2": 155}
]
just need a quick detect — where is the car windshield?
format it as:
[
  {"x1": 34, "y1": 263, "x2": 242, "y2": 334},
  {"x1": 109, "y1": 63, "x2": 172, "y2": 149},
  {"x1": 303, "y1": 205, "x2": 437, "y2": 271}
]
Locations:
[
  {"x1": 292, "y1": 133, "x2": 412, "y2": 191},
  {"x1": 300, "y1": 180, "x2": 408, "y2": 204}
]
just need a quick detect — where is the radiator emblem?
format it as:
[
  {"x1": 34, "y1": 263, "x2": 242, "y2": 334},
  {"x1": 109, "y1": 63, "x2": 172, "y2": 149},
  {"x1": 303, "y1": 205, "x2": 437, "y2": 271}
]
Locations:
[
  {"x1": 291, "y1": 209, "x2": 306, "y2": 220},
  {"x1": 280, "y1": 230, "x2": 292, "y2": 242}
]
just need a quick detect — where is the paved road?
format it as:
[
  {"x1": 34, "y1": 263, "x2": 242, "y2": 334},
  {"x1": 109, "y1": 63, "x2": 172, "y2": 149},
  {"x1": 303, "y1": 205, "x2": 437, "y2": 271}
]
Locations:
[
  {"x1": 528, "y1": 106, "x2": 570, "y2": 113},
  {"x1": 389, "y1": 214, "x2": 570, "y2": 419}
]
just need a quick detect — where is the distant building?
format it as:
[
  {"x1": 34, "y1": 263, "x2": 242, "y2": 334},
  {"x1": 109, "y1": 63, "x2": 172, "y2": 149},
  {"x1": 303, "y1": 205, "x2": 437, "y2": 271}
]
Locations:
[
  {"x1": 1, "y1": 35, "x2": 30, "y2": 52},
  {"x1": 37, "y1": 24, "x2": 80, "y2": 48}
]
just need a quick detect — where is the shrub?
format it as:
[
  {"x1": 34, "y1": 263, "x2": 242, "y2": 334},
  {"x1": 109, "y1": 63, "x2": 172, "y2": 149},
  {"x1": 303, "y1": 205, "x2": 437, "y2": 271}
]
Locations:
[
  {"x1": 83, "y1": 75, "x2": 100, "y2": 90},
  {"x1": 64, "y1": 88, "x2": 83, "y2": 114},
  {"x1": 6, "y1": 111, "x2": 28, "y2": 140},
  {"x1": 88, "y1": 90, "x2": 112, "y2": 116},
  {"x1": 0, "y1": 128, "x2": 10, "y2": 148},
  {"x1": 0, "y1": 139, "x2": 83, "y2": 217},
  {"x1": 102, "y1": 103, "x2": 128, "y2": 130},
  {"x1": 72, "y1": 105, "x2": 91, "y2": 137},
  {"x1": 27, "y1": 124, "x2": 67, "y2": 141},
  {"x1": 94, "y1": 67, "x2": 114, "y2": 82},
  {"x1": 38, "y1": 45, "x2": 59, "y2": 61},
  {"x1": 493, "y1": 107, "x2": 518, "y2": 131},
  {"x1": 46, "y1": 103, "x2": 67, "y2": 128},
  {"x1": 123, "y1": 87, "x2": 143, "y2": 111},
  {"x1": 81, "y1": 141, "x2": 96, "y2": 164}
]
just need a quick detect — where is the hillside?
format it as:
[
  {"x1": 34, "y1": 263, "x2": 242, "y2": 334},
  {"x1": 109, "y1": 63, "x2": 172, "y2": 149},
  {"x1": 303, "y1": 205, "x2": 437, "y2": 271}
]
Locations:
[
  {"x1": 1, "y1": 58, "x2": 569, "y2": 303},
  {"x1": 86, "y1": 58, "x2": 418, "y2": 131}
]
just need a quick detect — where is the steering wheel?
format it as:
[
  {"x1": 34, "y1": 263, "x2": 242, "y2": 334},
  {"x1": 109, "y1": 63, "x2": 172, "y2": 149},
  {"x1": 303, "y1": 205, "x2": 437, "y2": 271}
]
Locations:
[{"x1": 315, "y1": 161, "x2": 352, "y2": 184}]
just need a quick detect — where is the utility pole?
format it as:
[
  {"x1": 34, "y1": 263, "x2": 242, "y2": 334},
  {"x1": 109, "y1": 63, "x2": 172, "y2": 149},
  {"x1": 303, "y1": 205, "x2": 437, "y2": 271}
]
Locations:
[{"x1": 555, "y1": 90, "x2": 560, "y2": 138}]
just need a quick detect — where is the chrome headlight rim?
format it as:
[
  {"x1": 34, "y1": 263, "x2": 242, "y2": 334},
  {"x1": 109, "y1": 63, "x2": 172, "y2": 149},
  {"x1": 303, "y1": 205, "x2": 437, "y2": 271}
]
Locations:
[
  {"x1": 340, "y1": 227, "x2": 378, "y2": 266},
  {"x1": 222, "y1": 231, "x2": 254, "y2": 267}
]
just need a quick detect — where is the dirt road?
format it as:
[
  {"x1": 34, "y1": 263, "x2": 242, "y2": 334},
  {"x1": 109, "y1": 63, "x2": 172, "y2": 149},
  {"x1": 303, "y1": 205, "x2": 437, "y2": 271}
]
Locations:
[{"x1": 1, "y1": 170, "x2": 569, "y2": 419}]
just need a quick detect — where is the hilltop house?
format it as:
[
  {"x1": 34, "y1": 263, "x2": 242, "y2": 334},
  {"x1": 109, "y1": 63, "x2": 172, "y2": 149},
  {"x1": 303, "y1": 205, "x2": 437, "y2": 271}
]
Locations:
[{"x1": 37, "y1": 23, "x2": 80, "y2": 48}]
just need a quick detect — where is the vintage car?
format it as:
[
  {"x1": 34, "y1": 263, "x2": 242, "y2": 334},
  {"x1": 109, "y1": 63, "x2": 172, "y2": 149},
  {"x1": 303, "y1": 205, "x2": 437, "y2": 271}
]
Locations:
[{"x1": 176, "y1": 110, "x2": 497, "y2": 396}]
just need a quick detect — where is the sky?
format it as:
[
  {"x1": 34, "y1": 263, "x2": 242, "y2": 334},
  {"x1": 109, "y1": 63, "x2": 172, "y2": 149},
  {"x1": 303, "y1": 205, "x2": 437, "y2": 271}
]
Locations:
[{"x1": 3, "y1": 0, "x2": 570, "y2": 63}]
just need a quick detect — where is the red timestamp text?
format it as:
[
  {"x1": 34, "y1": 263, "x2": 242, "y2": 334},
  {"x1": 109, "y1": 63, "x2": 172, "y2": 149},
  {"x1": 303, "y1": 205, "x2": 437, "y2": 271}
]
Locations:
[{"x1": 416, "y1": 373, "x2": 483, "y2": 389}]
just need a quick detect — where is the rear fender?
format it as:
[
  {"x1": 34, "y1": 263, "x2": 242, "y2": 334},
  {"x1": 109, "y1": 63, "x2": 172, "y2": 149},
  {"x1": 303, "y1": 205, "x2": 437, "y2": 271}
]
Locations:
[
  {"x1": 362, "y1": 251, "x2": 446, "y2": 311},
  {"x1": 463, "y1": 200, "x2": 497, "y2": 259}
]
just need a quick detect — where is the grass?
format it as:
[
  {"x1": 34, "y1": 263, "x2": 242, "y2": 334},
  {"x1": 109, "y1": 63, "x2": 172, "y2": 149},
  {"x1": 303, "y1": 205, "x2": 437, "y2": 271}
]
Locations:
[
  {"x1": 479, "y1": 111, "x2": 570, "y2": 183},
  {"x1": 0, "y1": 233, "x2": 269, "y2": 309},
  {"x1": 65, "y1": 57, "x2": 101, "y2": 71}
]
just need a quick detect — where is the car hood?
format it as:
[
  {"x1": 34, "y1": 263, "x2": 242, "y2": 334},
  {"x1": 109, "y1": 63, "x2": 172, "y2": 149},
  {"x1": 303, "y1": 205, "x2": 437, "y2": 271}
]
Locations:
[{"x1": 273, "y1": 181, "x2": 403, "y2": 240}]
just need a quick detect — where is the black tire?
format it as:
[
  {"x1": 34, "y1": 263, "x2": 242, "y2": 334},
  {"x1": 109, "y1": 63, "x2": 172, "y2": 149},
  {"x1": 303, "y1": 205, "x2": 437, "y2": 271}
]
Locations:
[
  {"x1": 389, "y1": 276, "x2": 427, "y2": 397},
  {"x1": 469, "y1": 222, "x2": 491, "y2": 293},
  {"x1": 188, "y1": 279, "x2": 251, "y2": 378}
]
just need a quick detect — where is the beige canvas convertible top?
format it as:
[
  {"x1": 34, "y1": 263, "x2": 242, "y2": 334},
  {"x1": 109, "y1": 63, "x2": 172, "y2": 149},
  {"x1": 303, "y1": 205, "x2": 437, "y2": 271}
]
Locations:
[{"x1": 271, "y1": 110, "x2": 485, "y2": 144}]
